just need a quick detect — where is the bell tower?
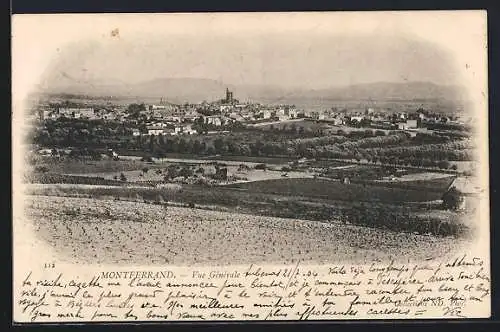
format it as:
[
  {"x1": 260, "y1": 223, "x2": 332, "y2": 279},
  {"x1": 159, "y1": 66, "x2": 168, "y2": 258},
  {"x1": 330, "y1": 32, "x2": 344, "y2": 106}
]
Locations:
[{"x1": 225, "y1": 88, "x2": 233, "y2": 104}]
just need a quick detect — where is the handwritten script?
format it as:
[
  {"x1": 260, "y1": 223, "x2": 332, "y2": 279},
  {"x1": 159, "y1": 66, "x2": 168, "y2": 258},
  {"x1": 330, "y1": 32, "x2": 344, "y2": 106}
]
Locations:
[{"x1": 14, "y1": 255, "x2": 490, "y2": 322}]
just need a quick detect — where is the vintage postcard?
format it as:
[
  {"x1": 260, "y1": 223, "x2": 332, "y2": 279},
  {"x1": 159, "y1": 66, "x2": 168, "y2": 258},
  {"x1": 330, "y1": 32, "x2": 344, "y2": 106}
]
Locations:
[{"x1": 12, "y1": 11, "x2": 490, "y2": 322}]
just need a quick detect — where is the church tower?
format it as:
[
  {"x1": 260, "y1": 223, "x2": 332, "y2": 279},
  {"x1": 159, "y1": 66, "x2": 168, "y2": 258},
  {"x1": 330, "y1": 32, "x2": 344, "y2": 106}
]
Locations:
[{"x1": 225, "y1": 88, "x2": 233, "y2": 104}]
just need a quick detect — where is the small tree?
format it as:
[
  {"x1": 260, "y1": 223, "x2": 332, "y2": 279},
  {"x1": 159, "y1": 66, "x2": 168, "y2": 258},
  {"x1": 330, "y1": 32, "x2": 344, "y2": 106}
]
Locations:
[
  {"x1": 179, "y1": 166, "x2": 194, "y2": 178},
  {"x1": 120, "y1": 173, "x2": 127, "y2": 182},
  {"x1": 438, "y1": 160, "x2": 451, "y2": 170},
  {"x1": 442, "y1": 186, "x2": 462, "y2": 210},
  {"x1": 142, "y1": 167, "x2": 149, "y2": 174},
  {"x1": 255, "y1": 163, "x2": 267, "y2": 170}
]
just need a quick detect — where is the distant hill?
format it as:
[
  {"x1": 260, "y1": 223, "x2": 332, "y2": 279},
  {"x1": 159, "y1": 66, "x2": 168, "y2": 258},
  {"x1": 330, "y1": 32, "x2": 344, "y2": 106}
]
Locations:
[
  {"x1": 39, "y1": 77, "x2": 467, "y2": 106},
  {"x1": 297, "y1": 81, "x2": 466, "y2": 102}
]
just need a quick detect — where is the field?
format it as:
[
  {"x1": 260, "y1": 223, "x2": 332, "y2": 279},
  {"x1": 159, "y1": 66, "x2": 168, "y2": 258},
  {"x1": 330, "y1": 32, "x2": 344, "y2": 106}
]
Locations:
[
  {"x1": 28, "y1": 157, "x2": 153, "y2": 174},
  {"x1": 252, "y1": 119, "x2": 331, "y2": 131},
  {"x1": 379, "y1": 172, "x2": 454, "y2": 182},
  {"x1": 24, "y1": 155, "x2": 471, "y2": 253},
  {"x1": 65, "y1": 165, "x2": 314, "y2": 184},
  {"x1": 226, "y1": 178, "x2": 445, "y2": 202},
  {"x1": 371, "y1": 174, "x2": 456, "y2": 193},
  {"x1": 26, "y1": 181, "x2": 468, "y2": 238},
  {"x1": 24, "y1": 195, "x2": 466, "y2": 265}
]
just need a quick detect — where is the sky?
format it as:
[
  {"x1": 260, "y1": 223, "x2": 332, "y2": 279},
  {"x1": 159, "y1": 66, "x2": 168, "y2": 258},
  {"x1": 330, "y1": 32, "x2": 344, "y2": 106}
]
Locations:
[
  {"x1": 40, "y1": 33, "x2": 459, "y2": 90},
  {"x1": 13, "y1": 11, "x2": 487, "y2": 94}
]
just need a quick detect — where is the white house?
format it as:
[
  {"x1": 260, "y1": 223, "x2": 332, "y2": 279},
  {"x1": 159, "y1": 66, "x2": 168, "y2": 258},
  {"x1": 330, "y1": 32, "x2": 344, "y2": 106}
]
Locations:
[
  {"x1": 59, "y1": 107, "x2": 94, "y2": 119},
  {"x1": 229, "y1": 112, "x2": 244, "y2": 121},
  {"x1": 350, "y1": 116, "x2": 364, "y2": 123},
  {"x1": 288, "y1": 109, "x2": 298, "y2": 119},
  {"x1": 38, "y1": 148, "x2": 53, "y2": 156},
  {"x1": 150, "y1": 105, "x2": 166, "y2": 110},
  {"x1": 79, "y1": 109, "x2": 96, "y2": 119},
  {"x1": 276, "y1": 109, "x2": 286, "y2": 117},
  {"x1": 174, "y1": 126, "x2": 183, "y2": 134},
  {"x1": 205, "y1": 116, "x2": 222, "y2": 126},
  {"x1": 147, "y1": 126, "x2": 165, "y2": 135},
  {"x1": 184, "y1": 125, "x2": 198, "y2": 135},
  {"x1": 103, "y1": 112, "x2": 117, "y2": 121},
  {"x1": 42, "y1": 110, "x2": 52, "y2": 120},
  {"x1": 260, "y1": 110, "x2": 272, "y2": 119},
  {"x1": 153, "y1": 122, "x2": 168, "y2": 128},
  {"x1": 406, "y1": 119, "x2": 418, "y2": 129},
  {"x1": 398, "y1": 122, "x2": 409, "y2": 130},
  {"x1": 311, "y1": 112, "x2": 325, "y2": 120},
  {"x1": 332, "y1": 118, "x2": 343, "y2": 125},
  {"x1": 220, "y1": 105, "x2": 233, "y2": 113}
]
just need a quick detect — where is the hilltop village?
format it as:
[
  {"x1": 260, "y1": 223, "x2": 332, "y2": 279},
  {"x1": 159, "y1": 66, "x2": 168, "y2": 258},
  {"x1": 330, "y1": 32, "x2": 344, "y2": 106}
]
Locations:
[{"x1": 31, "y1": 88, "x2": 473, "y2": 139}]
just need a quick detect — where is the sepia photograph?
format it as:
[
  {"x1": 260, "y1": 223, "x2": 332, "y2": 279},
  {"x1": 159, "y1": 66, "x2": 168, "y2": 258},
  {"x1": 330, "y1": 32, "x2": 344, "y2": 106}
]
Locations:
[{"x1": 12, "y1": 11, "x2": 490, "y2": 322}]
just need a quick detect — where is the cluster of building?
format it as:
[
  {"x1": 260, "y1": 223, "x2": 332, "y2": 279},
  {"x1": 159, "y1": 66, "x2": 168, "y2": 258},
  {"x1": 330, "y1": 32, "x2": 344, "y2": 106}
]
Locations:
[
  {"x1": 35, "y1": 88, "x2": 472, "y2": 137},
  {"x1": 146, "y1": 89, "x2": 301, "y2": 125},
  {"x1": 36, "y1": 89, "x2": 302, "y2": 136},
  {"x1": 310, "y1": 107, "x2": 470, "y2": 131},
  {"x1": 140, "y1": 123, "x2": 198, "y2": 136},
  {"x1": 39, "y1": 107, "x2": 127, "y2": 122}
]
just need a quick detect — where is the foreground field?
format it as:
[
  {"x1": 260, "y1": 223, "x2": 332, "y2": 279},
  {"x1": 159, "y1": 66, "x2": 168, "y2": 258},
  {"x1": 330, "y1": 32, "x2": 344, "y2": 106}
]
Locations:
[
  {"x1": 24, "y1": 195, "x2": 466, "y2": 266},
  {"x1": 26, "y1": 182, "x2": 468, "y2": 237}
]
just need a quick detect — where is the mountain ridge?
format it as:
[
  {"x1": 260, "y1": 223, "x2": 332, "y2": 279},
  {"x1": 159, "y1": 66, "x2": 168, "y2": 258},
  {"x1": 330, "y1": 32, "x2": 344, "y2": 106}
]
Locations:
[{"x1": 38, "y1": 77, "x2": 467, "y2": 105}]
